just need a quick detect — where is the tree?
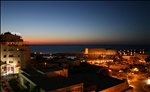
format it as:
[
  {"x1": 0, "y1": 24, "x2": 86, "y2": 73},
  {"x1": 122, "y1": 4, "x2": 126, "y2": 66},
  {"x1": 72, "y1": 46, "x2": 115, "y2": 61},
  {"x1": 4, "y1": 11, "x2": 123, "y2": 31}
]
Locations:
[{"x1": 145, "y1": 56, "x2": 150, "y2": 62}]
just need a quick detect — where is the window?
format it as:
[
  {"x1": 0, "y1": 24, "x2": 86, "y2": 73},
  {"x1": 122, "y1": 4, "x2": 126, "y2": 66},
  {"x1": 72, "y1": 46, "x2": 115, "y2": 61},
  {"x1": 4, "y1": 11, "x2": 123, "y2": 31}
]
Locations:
[
  {"x1": 8, "y1": 48, "x2": 13, "y2": 51},
  {"x1": 9, "y1": 55, "x2": 13, "y2": 57},
  {"x1": 11, "y1": 67, "x2": 14, "y2": 71},
  {"x1": 9, "y1": 61, "x2": 13, "y2": 63},
  {"x1": 4, "y1": 55, "x2": 6, "y2": 58},
  {"x1": 2, "y1": 61, "x2": 6, "y2": 64}
]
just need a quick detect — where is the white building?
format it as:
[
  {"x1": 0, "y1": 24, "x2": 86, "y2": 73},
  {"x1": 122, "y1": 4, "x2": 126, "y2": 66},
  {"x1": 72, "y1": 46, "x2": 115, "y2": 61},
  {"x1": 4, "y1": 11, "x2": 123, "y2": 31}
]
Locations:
[{"x1": 0, "y1": 32, "x2": 30, "y2": 76}]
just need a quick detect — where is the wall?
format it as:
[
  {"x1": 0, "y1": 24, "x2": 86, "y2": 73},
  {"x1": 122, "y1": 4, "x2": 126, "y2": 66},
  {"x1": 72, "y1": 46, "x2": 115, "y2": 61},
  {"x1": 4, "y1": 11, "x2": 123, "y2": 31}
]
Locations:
[
  {"x1": 48, "y1": 83, "x2": 83, "y2": 92},
  {"x1": 85, "y1": 48, "x2": 117, "y2": 55},
  {"x1": 101, "y1": 81, "x2": 132, "y2": 92},
  {"x1": 85, "y1": 48, "x2": 117, "y2": 60}
]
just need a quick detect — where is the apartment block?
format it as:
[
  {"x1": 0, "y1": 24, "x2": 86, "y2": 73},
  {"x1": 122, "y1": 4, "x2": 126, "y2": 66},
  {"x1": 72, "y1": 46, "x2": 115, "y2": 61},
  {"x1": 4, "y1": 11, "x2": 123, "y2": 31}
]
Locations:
[{"x1": 0, "y1": 32, "x2": 30, "y2": 76}]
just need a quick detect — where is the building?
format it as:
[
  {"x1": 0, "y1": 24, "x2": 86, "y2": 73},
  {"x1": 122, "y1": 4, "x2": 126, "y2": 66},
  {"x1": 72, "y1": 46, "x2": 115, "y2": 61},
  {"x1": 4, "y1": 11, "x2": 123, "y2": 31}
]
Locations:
[
  {"x1": 85, "y1": 48, "x2": 117, "y2": 55},
  {"x1": 0, "y1": 32, "x2": 30, "y2": 76},
  {"x1": 85, "y1": 48, "x2": 117, "y2": 64},
  {"x1": 19, "y1": 67, "x2": 83, "y2": 92},
  {"x1": 19, "y1": 62, "x2": 133, "y2": 92},
  {"x1": 69, "y1": 63, "x2": 132, "y2": 92},
  {"x1": 121, "y1": 53, "x2": 149, "y2": 64},
  {"x1": 71, "y1": 73, "x2": 132, "y2": 92},
  {"x1": 85, "y1": 48, "x2": 117, "y2": 59},
  {"x1": 135, "y1": 53, "x2": 149, "y2": 63}
]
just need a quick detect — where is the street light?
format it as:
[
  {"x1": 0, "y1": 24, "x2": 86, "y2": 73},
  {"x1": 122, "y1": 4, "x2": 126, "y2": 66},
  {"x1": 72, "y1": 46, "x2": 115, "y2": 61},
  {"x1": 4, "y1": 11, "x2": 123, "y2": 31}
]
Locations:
[
  {"x1": 148, "y1": 77, "x2": 150, "y2": 84},
  {"x1": 44, "y1": 62, "x2": 47, "y2": 66}
]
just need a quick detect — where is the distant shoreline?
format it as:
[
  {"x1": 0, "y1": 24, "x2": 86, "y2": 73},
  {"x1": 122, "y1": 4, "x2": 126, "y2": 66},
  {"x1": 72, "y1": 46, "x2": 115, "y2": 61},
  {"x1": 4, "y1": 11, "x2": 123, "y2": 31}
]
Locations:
[
  {"x1": 28, "y1": 44, "x2": 150, "y2": 46},
  {"x1": 29, "y1": 44, "x2": 150, "y2": 54}
]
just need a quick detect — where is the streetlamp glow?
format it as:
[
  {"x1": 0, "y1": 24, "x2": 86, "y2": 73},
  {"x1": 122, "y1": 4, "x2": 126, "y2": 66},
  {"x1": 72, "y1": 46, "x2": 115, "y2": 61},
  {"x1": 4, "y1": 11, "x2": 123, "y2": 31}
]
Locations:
[
  {"x1": 148, "y1": 77, "x2": 150, "y2": 84},
  {"x1": 133, "y1": 68, "x2": 139, "y2": 72}
]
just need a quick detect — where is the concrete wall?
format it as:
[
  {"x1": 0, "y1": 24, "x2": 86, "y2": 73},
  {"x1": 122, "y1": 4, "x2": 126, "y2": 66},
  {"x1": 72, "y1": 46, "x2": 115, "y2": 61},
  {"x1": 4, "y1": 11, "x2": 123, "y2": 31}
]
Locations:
[
  {"x1": 85, "y1": 48, "x2": 117, "y2": 60},
  {"x1": 85, "y1": 48, "x2": 117, "y2": 55},
  {"x1": 48, "y1": 83, "x2": 83, "y2": 92},
  {"x1": 101, "y1": 81, "x2": 132, "y2": 92},
  {"x1": 19, "y1": 70, "x2": 39, "y2": 92}
]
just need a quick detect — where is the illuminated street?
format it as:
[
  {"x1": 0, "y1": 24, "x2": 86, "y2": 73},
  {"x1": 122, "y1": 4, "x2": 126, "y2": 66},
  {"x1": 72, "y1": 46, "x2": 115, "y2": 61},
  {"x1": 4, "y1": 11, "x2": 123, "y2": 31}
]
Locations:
[
  {"x1": 128, "y1": 74, "x2": 150, "y2": 92},
  {"x1": 130, "y1": 79, "x2": 147, "y2": 92}
]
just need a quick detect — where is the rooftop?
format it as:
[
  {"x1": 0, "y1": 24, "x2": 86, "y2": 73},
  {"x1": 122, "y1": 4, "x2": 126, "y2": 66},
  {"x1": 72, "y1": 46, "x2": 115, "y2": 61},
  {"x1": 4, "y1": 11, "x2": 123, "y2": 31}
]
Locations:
[
  {"x1": 32, "y1": 76, "x2": 82, "y2": 91},
  {"x1": 38, "y1": 67, "x2": 63, "y2": 73},
  {"x1": 70, "y1": 73, "x2": 125, "y2": 91},
  {"x1": 21, "y1": 68, "x2": 82, "y2": 91}
]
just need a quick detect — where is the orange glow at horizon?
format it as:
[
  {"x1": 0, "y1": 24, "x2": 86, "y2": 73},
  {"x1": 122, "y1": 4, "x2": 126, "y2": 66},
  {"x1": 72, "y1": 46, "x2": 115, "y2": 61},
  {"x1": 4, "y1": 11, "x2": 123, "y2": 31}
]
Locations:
[
  {"x1": 25, "y1": 39, "x2": 100, "y2": 45},
  {"x1": 24, "y1": 36, "x2": 121, "y2": 45},
  {"x1": 24, "y1": 37, "x2": 99, "y2": 45}
]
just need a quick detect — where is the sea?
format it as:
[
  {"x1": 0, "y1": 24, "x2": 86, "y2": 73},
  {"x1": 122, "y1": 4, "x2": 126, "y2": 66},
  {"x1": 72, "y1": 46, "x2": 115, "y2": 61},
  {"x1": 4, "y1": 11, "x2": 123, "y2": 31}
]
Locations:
[{"x1": 30, "y1": 44, "x2": 150, "y2": 55}]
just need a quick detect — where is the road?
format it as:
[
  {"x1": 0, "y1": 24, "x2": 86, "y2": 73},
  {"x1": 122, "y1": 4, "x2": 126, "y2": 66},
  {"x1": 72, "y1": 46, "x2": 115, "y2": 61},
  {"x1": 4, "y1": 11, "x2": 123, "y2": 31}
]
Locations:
[
  {"x1": 128, "y1": 74, "x2": 149, "y2": 92},
  {"x1": 130, "y1": 79, "x2": 147, "y2": 92},
  {"x1": 111, "y1": 72, "x2": 149, "y2": 92}
]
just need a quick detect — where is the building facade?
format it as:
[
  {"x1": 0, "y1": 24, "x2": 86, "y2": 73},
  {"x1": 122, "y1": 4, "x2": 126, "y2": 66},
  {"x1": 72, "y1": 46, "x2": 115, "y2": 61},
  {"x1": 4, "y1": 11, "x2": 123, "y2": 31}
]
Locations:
[
  {"x1": 85, "y1": 48, "x2": 117, "y2": 59},
  {"x1": 0, "y1": 32, "x2": 30, "y2": 76},
  {"x1": 85, "y1": 48, "x2": 117, "y2": 64}
]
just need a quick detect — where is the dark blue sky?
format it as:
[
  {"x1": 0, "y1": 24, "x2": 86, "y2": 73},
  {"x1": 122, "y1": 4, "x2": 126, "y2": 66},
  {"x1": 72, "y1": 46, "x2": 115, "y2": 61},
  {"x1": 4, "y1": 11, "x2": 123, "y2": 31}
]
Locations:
[{"x1": 1, "y1": 1, "x2": 150, "y2": 45}]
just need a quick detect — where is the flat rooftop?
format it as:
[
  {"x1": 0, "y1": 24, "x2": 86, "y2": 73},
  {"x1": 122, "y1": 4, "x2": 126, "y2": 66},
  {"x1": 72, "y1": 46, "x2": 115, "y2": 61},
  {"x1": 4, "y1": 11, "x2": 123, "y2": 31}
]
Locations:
[
  {"x1": 21, "y1": 68, "x2": 82, "y2": 91},
  {"x1": 22, "y1": 67, "x2": 63, "y2": 75},
  {"x1": 38, "y1": 67, "x2": 63, "y2": 73},
  {"x1": 22, "y1": 68, "x2": 41, "y2": 76},
  {"x1": 70, "y1": 73, "x2": 125, "y2": 91},
  {"x1": 32, "y1": 76, "x2": 82, "y2": 91}
]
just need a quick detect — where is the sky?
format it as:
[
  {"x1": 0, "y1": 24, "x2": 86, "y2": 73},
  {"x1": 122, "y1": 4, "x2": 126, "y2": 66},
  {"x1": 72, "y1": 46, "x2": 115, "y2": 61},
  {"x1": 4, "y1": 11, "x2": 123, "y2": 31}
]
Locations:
[{"x1": 1, "y1": 1, "x2": 150, "y2": 45}]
